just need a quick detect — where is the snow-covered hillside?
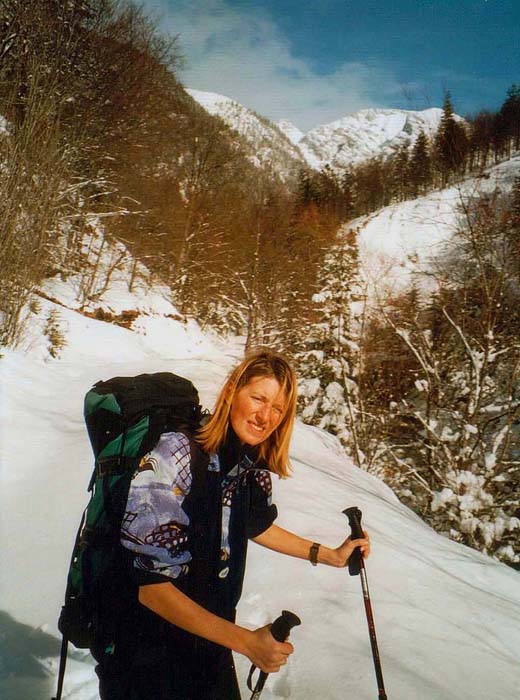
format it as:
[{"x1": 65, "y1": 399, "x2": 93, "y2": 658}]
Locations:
[
  {"x1": 187, "y1": 89, "x2": 306, "y2": 180},
  {"x1": 275, "y1": 119, "x2": 304, "y2": 146},
  {"x1": 355, "y1": 152, "x2": 520, "y2": 300},
  {"x1": 1, "y1": 255, "x2": 519, "y2": 699}
]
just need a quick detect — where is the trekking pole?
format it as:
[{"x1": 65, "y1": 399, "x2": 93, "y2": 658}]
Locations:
[
  {"x1": 343, "y1": 507, "x2": 388, "y2": 700},
  {"x1": 247, "y1": 610, "x2": 301, "y2": 700},
  {"x1": 51, "y1": 634, "x2": 69, "y2": 700}
]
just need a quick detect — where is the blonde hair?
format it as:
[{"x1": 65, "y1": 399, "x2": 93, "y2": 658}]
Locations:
[{"x1": 197, "y1": 348, "x2": 297, "y2": 477}]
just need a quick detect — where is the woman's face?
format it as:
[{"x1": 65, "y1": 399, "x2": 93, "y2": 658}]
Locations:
[{"x1": 229, "y1": 375, "x2": 286, "y2": 446}]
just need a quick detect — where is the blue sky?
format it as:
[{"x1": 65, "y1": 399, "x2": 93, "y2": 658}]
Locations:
[{"x1": 145, "y1": 0, "x2": 519, "y2": 131}]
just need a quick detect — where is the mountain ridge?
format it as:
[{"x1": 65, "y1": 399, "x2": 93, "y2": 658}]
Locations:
[{"x1": 188, "y1": 88, "x2": 461, "y2": 174}]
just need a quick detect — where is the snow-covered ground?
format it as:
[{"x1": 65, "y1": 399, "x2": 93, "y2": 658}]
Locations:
[
  {"x1": 1, "y1": 268, "x2": 519, "y2": 699},
  {"x1": 355, "y1": 153, "x2": 520, "y2": 300}
]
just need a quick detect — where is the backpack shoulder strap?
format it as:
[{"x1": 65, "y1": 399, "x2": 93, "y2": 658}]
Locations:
[{"x1": 185, "y1": 433, "x2": 210, "y2": 485}]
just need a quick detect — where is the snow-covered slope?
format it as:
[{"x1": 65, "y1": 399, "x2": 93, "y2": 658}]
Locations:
[
  {"x1": 275, "y1": 119, "x2": 304, "y2": 145},
  {"x1": 355, "y1": 152, "x2": 520, "y2": 300},
  {"x1": 301, "y1": 107, "x2": 455, "y2": 171},
  {"x1": 187, "y1": 89, "x2": 306, "y2": 180},
  {"x1": 1, "y1": 258, "x2": 520, "y2": 699}
]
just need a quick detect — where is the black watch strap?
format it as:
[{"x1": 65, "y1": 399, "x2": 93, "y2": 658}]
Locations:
[{"x1": 309, "y1": 542, "x2": 320, "y2": 566}]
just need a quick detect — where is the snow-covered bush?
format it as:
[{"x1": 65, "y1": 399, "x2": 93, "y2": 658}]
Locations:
[
  {"x1": 365, "y1": 190, "x2": 520, "y2": 566},
  {"x1": 44, "y1": 309, "x2": 67, "y2": 359}
]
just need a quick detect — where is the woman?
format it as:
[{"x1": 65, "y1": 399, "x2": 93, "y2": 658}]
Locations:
[{"x1": 96, "y1": 349, "x2": 370, "y2": 699}]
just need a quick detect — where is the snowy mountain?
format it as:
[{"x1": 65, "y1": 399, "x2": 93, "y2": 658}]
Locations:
[
  {"x1": 300, "y1": 107, "x2": 453, "y2": 171},
  {"x1": 1, "y1": 234, "x2": 520, "y2": 699},
  {"x1": 189, "y1": 89, "x2": 462, "y2": 174},
  {"x1": 187, "y1": 89, "x2": 306, "y2": 181},
  {"x1": 275, "y1": 119, "x2": 304, "y2": 145}
]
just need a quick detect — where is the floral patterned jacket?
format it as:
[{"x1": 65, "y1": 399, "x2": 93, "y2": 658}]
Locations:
[{"x1": 120, "y1": 430, "x2": 277, "y2": 618}]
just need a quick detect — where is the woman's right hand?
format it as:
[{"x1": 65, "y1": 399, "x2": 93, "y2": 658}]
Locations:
[{"x1": 244, "y1": 624, "x2": 294, "y2": 673}]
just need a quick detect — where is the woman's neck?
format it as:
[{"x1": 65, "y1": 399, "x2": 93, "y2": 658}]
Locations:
[{"x1": 219, "y1": 427, "x2": 257, "y2": 473}]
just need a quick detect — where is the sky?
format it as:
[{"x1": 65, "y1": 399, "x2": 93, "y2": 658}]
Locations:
[{"x1": 142, "y1": 0, "x2": 520, "y2": 132}]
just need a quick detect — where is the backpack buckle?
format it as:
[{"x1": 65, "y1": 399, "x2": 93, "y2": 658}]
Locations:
[
  {"x1": 96, "y1": 459, "x2": 112, "y2": 477},
  {"x1": 96, "y1": 457, "x2": 127, "y2": 477}
]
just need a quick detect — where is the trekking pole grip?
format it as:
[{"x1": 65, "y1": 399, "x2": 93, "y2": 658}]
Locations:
[
  {"x1": 270, "y1": 609, "x2": 301, "y2": 642},
  {"x1": 247, "y1": 611, "x2": 301, "y2": 699},
  {"x1": 343, "y1": 506, "x2": 364, "y2": 576}
]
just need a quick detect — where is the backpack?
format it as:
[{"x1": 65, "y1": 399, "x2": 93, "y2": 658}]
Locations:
[{"x1": 53, "y1": 372, "x2": 206, "y2": 700}]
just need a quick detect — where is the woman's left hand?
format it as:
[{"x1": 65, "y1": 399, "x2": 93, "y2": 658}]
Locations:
[{"x1": 329, "y1": 530, "x2": 370, "y2": 568}]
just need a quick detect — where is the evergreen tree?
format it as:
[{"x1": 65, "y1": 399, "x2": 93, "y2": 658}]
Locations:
[
  {"x1": 499, "y1": 84, "x2": 520, "y2": 154},
  {"x1": 390, "y1": 144, "x2": 411, "y2": 202},
  {"x1": 316, "y1": 165, "x2": 343, "y2": 220},
  {"x1": 468, "y1": 110, "x2": 495, "y2": 170},
  {"x1": 409, "y1": 131, "x2": 432, "y2": 196},
  {"x1": 296, "y1": 167, "x2": 318, "y2": 208},
  {"x1": 369, "y1": 191, "x2": 520, "y2": 566},
  {"x1": 340, "y1": 169, "x2": 355, "y2": 220},
  {"x1": 297, "y1": 231, "x2": 364, "y2": 458},
  {"x1": 434, "y1": 92, "x2": 469, "y2": 185},
  {"x1": 354, "y1": 157, "x2": 389, "y2": 214}
]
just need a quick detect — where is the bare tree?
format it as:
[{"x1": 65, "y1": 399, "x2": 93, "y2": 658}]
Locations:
[{"x1": 360, "y1": 191, "x2": 520, "y2": 565}]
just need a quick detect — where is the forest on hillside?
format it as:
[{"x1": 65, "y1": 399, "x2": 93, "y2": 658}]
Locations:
[{"x1": 1, "y1": 0, "x2": 519, "y2": 566}]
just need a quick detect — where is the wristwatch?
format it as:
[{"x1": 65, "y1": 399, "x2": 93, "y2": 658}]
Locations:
[{"x1": 309, "y1": 542, "x2": 320, "y2": 566}]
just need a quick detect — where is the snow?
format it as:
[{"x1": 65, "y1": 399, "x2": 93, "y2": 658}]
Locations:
[
  {"x1": 300, "y1": 107, "x2": 461, "y2": 171},
  {"x1": 275, "y1": 119, "x2": 304, "y2": 145},
  {"x1": 187, "y1": 89, "x2": 305, "y2": 180},
  {"x1": 1, "y1": 265, "x2": 520, "y2": 700},
  {"x1": 187, "y1": 92, "x2": 462, "y2": 175},
  {"x1": 354, "y1": 152, "x2": 520, "y2": 301}
]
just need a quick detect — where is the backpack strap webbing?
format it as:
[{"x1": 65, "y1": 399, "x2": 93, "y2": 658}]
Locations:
[{"x1": 95, "y1": 456, "x2": 135, "y2": 476}]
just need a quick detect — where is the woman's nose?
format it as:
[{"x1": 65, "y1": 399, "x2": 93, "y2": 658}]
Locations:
[{"x1": 257, "y1": 404, "x2": 270, "y2": 423}]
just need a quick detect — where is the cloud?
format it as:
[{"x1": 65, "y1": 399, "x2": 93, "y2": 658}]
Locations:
[{"x1": 144, "y1": 0, "x2": 403, "y2": 132}]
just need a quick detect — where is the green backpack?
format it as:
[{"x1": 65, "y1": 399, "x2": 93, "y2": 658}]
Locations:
[{"x1": 53, "y1": 372, "x2": 205, "y2": 700}]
